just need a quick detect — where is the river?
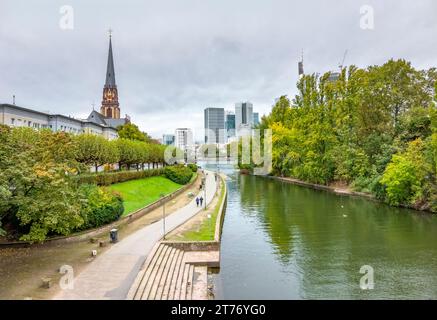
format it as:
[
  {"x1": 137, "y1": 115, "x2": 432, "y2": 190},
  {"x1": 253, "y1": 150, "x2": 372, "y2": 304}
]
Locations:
[{"x1": 208, "y1": 164, "x2": 437, "y2": 300}]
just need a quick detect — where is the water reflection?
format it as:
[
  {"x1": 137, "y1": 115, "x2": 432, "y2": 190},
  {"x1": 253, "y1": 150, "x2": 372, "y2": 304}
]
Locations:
[{"x1": 213, "y1": 165, "x2": 437, "y2": 299}]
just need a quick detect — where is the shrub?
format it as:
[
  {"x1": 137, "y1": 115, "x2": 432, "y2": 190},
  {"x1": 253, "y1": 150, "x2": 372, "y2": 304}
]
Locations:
[
  {"x1": 78, "y1": 185, "x2": 124, "y2": 230},
  {"x1": 187, "y1": 163, "x2": 198, "y2": 172},
  {"x1": 164, "y1": 165, "x2": 193, "y2": 185},
  {"x1": 380, "y1": 139, "x2": 429, "y2": 206},
  {"x1": 74, "y1": 168, "x2": 165, "y2": 186}
]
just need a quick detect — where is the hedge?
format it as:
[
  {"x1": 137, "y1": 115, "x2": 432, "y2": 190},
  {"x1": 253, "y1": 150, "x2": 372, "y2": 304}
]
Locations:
[
  {"x1": 75, "y1": 168, "x2": 165, "y2": 186},
  {"x1": 164, "y1": 165, "x2": 194, "y2": 185},
  {"x1": 187, "y1": 163, "x2": 198, "y2": 172},
  {"x1": 77, "y1": 184, "x2": 124, "y2": 230}
]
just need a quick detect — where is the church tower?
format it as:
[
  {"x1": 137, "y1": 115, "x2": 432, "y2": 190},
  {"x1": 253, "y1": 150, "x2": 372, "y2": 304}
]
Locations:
[{"x1": 100, "y1": 32, "x2": 120, "y2": 119}]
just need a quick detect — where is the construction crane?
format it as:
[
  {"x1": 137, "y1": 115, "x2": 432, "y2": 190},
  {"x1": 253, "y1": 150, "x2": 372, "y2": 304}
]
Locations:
[{"x1": 338, "y1": 50, "x2": 348, "y2": 70}]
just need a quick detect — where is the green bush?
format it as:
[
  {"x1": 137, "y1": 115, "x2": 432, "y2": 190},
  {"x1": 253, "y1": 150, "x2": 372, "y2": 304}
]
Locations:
[
  {"x1": 74, "y1": 168, "x2": 165, "y2": 186},
  {"x1": 78, "y1": 184, "x2": 124, "y2": 230},
  {"x1": 187, "y1": 163, "x2": 198, "y2": 172},
  {"x1": 164, "y1": 165, "x2": 193, "y2": 185}
]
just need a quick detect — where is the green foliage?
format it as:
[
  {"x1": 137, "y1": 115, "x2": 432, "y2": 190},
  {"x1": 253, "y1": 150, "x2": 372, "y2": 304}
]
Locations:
[
  {"x1": 164, "y1": 165, "x2": 193, "y2": 185},
  {"x1": 117, "y1": 123, "x2": 151, "y2": 142},
  {"x1": 74, "y1": 134, "x2": 119, "y2": 171},
  {"x1": 0, "y1": 124, "x2": 168, "y2": 241},
  {"x1": 380, "y1": 139, "x2": 429, "y2": 206},
  {"x1": 75, "y1": 168, "x2": 164, "y2": 186},
  {"x1": 78, "y1": 185, "x2": 124, "y2": 230},
  {"x1": 0, "y1": 126, "x2": 84, "y2": 242},
  {"x1": 187, "y1": 163, "x2": 198, "y2": 172},
  {"x1": 260, "y1": 59, "x2": 437, "y2": 212}
]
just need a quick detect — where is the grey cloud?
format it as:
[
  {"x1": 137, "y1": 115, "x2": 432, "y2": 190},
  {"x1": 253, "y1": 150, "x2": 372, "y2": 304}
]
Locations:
[{"x1": 0, "y1": 0, "x2": 436, "y2": 140}]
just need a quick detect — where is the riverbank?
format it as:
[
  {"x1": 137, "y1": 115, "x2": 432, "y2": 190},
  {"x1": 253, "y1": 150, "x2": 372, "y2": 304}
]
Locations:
[
  {"x1": 269, "y1": 175, "x2": 434, "y2": 214},
  {"x1": 0, "y1": 173, "x2": 199, "y2": 247},
  {"x1": 0, "y1": 173, "x2": 202, "y2": 299},
  {"x1": 127, "y1": 173, "x2": 227, "y2": 300},
  {"x1": 272, "y1": 176, "x2": 375, "y2": 199},
  {"x1": 54, "y1": 170, "x2": 217, "y2": 300}
]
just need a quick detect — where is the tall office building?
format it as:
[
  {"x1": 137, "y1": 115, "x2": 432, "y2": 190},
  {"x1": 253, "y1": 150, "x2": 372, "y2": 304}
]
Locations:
[
  {"x1": 235, "y1": 102, "x2": 253, "y2": 136},
  {"x1": 175, "y1": 128, "x2": 193, "y2": 151},
  {"x1": 225, "y1": 111, "x2": 236, "y2": 141},
  {"x1": 162, "y1": 134, "x2": 175, "y2": 146},
  {"x1": 252, "y1": 112, "x2": 259, "y2": 127},
  {"x1": 204, "y1": 108, "x2": 225, "y2": 144}
]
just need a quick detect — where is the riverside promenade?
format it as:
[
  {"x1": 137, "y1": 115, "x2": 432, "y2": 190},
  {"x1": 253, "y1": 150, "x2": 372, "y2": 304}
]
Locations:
[{"x1": 54, "y1": 170, "x2": 217, "y2": 300}]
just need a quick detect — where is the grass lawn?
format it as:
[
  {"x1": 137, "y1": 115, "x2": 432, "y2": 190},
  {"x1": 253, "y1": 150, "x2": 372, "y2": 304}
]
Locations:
[
  {"x1": 107, "y1": 176, "x2": 182, "y2": 216},
  {"x1": 178, "y1": 179, "x2": 225, "y2": 241}
]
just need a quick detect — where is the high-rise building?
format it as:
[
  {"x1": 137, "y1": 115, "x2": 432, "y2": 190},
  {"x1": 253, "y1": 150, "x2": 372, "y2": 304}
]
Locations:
[
  {"x1": 204, "y1": 107, "x2": 225, "y2": 144},
  {"x1": 252, "y1": 112, "x2": 259, "y2": 127},
  {"x1": 225, "y1": 111, "x2": 236, "y2": 141},
  {"x1": 175, "y1": 128, "x2": 193, "y2": 151},
  {"x1": 162, "y1": 134, "x2": 175, "y2": 146},
  {"x1": 235, "y1": 102, "x2": 253, "y2": 136}
]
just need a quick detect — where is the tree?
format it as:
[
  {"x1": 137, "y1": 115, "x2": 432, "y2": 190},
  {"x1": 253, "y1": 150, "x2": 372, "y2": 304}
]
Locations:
[
  {"x1": 74, "y1": 134, "x2": 119, "y2": 172},
  {"x1": 261, "y1": 59, "x2": 436, "y2": 211},
  {"x1": 380, "y1": 139, "x2": 430, "y2": 207},
  {"x1": 0, "y1": 127, "x2": 85, "y2": 242},
  {"x1": 117, "y1": 123, "x2": 151, "y2": 142}
]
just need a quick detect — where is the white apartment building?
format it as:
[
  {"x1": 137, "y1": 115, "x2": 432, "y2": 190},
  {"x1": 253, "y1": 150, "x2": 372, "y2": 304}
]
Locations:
[{"x1": 175, "y1": 128, "x2": 193, "y2": 151}]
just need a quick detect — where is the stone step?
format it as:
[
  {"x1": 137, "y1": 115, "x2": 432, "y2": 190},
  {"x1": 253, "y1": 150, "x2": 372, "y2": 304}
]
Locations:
[
  {"x1": 172, "y1": 256, "x2": 187, "y2": 300},
  {"x1": 140, "y1": 244, "x2": 171, "y2": 299},
  {"x1": 130, "y1": 242, "x2": 164, "y2": 300},
  {"x1": 147, "y1": 246, "x2": 176, "y2": 300},
  {"x1": 185, "y1": 264, "x2": 195, "y2": 300},
  {"x1": 179, "y1": 263, "x2": 190, "y2": 300},
  {"x1": 153, "y1": 247, "x2": 180, "y2": 300},
  {"x1": 192, "y1": 266, "x2": 208, "y2": 300},
  {"x1": 161, "y1": 249, "x2": 184, "y2": 300}
]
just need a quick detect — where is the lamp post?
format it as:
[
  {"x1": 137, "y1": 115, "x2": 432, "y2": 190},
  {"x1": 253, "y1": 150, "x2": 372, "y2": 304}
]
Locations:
[
  {"x1": 160, "y1": 193, "x2": 166, "y2": 240},
  {"x1": 204, "y1": 173, "x2": 207, "y2": 210}
]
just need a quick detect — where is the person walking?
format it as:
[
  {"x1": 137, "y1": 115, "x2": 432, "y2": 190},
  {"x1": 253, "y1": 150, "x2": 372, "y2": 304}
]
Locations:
[
  {"x1": 195, "y1": 197, "x2": 199, "y2": 207},
  {"x1": 199, "y1": 196, "x2": 204, "y2": 207}
]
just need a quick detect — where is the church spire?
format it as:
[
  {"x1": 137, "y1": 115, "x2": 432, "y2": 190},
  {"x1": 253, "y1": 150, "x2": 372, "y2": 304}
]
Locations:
[
  {"x1": 105, "y1": 30, "x2": 116, "y2": 88},
  {"x1": 101, "y1": 29, "x2": 120, "y2": 119}
]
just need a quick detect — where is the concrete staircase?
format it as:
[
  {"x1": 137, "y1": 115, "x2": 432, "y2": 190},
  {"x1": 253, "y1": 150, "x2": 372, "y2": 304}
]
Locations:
[{"x1": 127, "y1": 243, "x2": 214, "y2": 300}]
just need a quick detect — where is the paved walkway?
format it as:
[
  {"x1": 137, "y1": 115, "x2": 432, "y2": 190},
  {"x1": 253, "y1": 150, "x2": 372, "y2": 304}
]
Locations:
[{"x1": 54, "y1": 170, "x2": 217, "y2": 300}]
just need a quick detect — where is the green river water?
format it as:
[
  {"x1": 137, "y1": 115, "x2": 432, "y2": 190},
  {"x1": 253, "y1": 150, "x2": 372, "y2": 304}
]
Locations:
[{"x1": 212, "y1": 166, "x2": 437, "y2": 299}]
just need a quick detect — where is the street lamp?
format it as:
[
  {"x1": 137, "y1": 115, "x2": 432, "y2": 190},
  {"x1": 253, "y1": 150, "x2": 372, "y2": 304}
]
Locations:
[
  {"x1": 204, "y1": 173, "x2": 208, "y2": 210},
  {"x1": 160, "y1": 193, "x2": 166, "y2": 240}
]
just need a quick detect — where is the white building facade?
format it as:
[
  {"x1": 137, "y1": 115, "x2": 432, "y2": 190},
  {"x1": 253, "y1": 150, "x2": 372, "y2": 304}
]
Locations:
[
  {"x1": 175, "y1": 128, "x2": 193, "y2": 151},
  {"x1": 0, "y1": 104, "x2": 118, "y2": 140}
]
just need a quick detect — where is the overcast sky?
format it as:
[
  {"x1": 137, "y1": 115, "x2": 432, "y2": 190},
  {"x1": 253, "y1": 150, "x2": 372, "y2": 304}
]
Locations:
[{"x1": 1, "y1": 0, "x2": 436, "y2": 141}]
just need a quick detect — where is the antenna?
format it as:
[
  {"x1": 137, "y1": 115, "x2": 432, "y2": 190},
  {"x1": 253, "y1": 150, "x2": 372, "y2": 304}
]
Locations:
[
  {"x1": 12, "y1": 95, "x2": 15, "y2": 105},
  {"x1": 339, "y1": 50, "x2": 348, "y2": 70},
  {"x1": 298, "y1": 49, "x2": 305, "y2": 77}
]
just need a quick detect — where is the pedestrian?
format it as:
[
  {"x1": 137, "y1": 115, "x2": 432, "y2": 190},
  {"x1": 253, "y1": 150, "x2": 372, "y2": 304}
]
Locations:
[
  {"x1": 195, "y1": 197, "x2": 199, "y2": 207},
  {"x1": 199, "y1": 196, "x2": 203, "y2": 207}
]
